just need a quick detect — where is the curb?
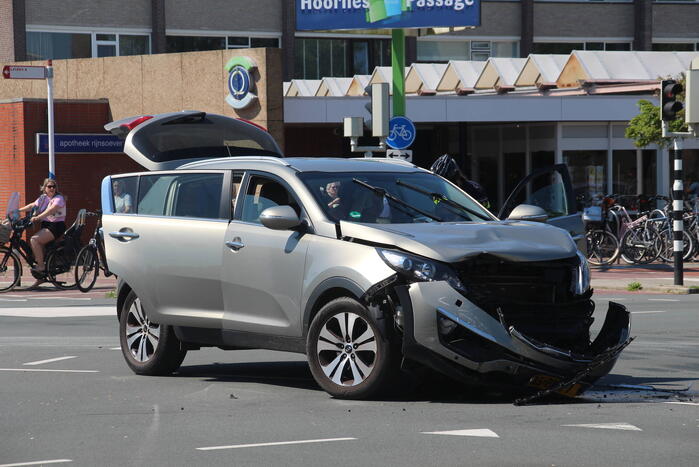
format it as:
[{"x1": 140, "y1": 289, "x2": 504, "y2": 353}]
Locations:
[{"x1": 592, "y1": 283, "x2": 699, "y2": 294}]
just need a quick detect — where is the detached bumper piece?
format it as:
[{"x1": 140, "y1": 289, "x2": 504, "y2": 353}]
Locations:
[{"x1": 436, "y1": 302, "x2": 632, "y2": 401}]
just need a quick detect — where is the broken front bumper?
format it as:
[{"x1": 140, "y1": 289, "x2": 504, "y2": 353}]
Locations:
[{"x1": 394, "y1": 281, "x2": 631, "y2": 391}]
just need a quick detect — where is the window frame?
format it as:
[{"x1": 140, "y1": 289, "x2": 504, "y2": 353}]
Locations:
[{"x1": 26, "y1": 26, "x2": 151, "y2": 59}]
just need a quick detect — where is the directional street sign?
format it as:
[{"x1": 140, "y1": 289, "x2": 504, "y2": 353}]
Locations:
[{"x1": 2, "y1": 65, "x2": 47, "y2": 79}]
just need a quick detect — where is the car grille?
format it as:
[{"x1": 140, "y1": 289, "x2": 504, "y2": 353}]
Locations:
[{"x1": 455, "y1": 255, "x2": 594, "y2": 352}]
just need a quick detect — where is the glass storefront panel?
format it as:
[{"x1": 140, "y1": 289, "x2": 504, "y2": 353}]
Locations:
[
  {"x1": 417, "y1": 40, "x2": 470, "y2": 61},
  {"x1": 472, "y1": 127, "x2": 499, "y2": 208},
  {"x1": 250, "y1": 37, "x2": 279, "y2": 48},
  {"x1": 166, "y1": 36, "x2": 225, "y2": 53},
  {"x1": 612, "y1": 150, "x2": 637, "y2": 196},
  {"x1": 502, "y1": 126, "x2": 526, "y2": 197},
  {"x1": 120, "y1": 35, "x2": 149, "y2": 56},
  {"x1": 352, "y1": 41, "x2": 369, "y2": 75},
  {"x1": 563, "y1": 150, "x2": 607, "y2": 204},
  {"x1": 641, "y1": 150, "x2": 657, "y2": 196},
  {"x1": 26, "y1": 32, "x2": 91, "y2": 60}
]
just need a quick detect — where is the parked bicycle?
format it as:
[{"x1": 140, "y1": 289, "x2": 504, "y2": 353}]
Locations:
[
  {"x1": 74, "y1": 210, "x2": 113, "y2": 292},
  {"x1": 0, "y1": 194, "x2": 85, "y2": 292}
]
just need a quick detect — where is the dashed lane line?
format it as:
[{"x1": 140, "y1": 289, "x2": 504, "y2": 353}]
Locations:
[
  {"x1": 630, "y1": 311, "x2": 667, "y2": 314},
  {"x1": 0, "y1": 460, "x2": 72, "y2": 467},
  {"x1": 0, "y1": 368, "x2": 98, "y2": 373},
  {"x1": 561, "y1": 423, "x2": 642, "y2": 431},
  {"x1": 422, "y1": 429, "x2": 499, "y2": 438},
  {"x1": 647, "y1": 299, "x2": 679, "y2": 302},
  {"x1": 0, "y1": 306, "x2": 114, "y2": 317},
  {"x1": 23, "y1": 356, "x2": 77, "y2": 366},
  {"x1": 197, "y1": 437, "x2": 356, "y2": 451},
  {"x1": 664, "y1": 402, "x2": 699, "y2": 406}
]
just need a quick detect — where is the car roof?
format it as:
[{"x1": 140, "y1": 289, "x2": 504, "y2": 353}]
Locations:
[{"x1": 178, "y1": 156, "x2": 427, "y2": 173}]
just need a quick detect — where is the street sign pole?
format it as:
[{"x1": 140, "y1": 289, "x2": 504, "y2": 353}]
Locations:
[
  {"x1": 670, "y1": 137, "x2": 684, "y2": 286},
  {"x1": 46, "y1": 60, "x2": 56, "y2": 179},
  {"x1": 391, "y1": 28, "x2": 405, "y2": 117}
]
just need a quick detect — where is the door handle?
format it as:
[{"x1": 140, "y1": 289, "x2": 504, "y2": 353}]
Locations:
[
  {"x1": 109, "y1": 231, "x2": 140, "y2": 240},
  {"x1": 225, "y1": 240, "x2": 245, "y2": 251}
]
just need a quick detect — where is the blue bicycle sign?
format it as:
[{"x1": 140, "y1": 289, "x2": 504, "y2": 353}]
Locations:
[{"x1": 386, "y1": 116, "x2": 416, "y2": 150}]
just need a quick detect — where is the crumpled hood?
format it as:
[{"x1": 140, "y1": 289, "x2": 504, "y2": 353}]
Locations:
[{"x1": 339, "y1": 220, "x2": 578, "y2": 263}]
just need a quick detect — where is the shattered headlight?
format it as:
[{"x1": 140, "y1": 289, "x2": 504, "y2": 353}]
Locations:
[
  {"x1": 571, "y1": 250, "x2": 591, "y2": 295},
  {"x1": 377, "y1": 249, "x2": 467, "y2": 295}
]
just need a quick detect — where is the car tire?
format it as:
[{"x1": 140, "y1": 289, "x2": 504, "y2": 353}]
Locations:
[
  {"x1": 307, "y1": 297, "x2": 397, "y2": 399},
  {"x1": 119, "y1": 289, "x2": 186, "y2": 376}
]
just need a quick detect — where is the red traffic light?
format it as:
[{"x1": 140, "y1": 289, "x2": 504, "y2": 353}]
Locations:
[{"x1": 660, "y1": 79, "x2": 684, "y2": 121}]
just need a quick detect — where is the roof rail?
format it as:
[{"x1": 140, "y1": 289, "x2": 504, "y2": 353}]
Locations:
[
  {"x1": 177, "y1": 156, "x2": 290, "y2": 169},
  {"x1": 351, "y1": 157, "x2": 418, "y2": 168}
]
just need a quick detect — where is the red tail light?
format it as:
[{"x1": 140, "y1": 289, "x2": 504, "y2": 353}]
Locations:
[
  {"x1": 237, "y1": 118, "x2": 268, "y2": 132},
  {"x1": 122, "y1": 115, "x2": 153, "y2": 131}
]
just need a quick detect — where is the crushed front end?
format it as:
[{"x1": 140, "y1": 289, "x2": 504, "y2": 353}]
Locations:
[{"x1": 365, "y1": 250, "x2": 631, "y2": 396}]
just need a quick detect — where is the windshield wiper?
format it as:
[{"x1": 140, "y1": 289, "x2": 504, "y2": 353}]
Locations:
[
  {"x1": 352, "y1": 178, "x2": 443, "y2": 222},
  {"x1": 396, "y1": 179, "x2": 491, "y2": 221}
]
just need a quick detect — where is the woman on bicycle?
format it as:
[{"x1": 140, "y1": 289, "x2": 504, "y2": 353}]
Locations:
[{"x1": 18, "y1": 178, "x2": 67, "y2": 276}]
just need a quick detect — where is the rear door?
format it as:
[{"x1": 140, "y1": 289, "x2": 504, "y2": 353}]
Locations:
[
  {"x1": 103, "y1": 170, "x2": 230, "y2": 327},
  {"x1": 499, "y1": 164, "x2": 585, "y2": 250},
  {"x1": 105, "y1": 111, "x2": 283, "y2": 171}
]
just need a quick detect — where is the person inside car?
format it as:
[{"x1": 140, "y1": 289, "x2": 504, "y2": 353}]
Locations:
[{"x1": 18, "y1": 178, "x2": 67, "y2": 280}]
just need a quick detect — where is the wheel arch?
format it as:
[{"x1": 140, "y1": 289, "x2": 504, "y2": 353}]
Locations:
[
  {"x1": 303, "y1": 277, "x2": 365, "y2": 338},
  {"x1": 116, "y1": 280, "x2": 133, "y2": 321}
]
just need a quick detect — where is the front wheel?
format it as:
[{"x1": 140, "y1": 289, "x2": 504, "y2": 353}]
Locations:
[
  {"x1": 0, "y1": 247, "x2": 22, "y2": 293},
  {"x1": 307, "y1": 297, "x2": 397, "y2": 399},
  {"x1": 46, "y1": 246, "x2": 77, "y2": 290},
  {"x1": 119, "y1": 290, "x2": 186, "y2": 375},
  {"x1": 74, "y1": 245, "x2": 98, "y2": 292}
]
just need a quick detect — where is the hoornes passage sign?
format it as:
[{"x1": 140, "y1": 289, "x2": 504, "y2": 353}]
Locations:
[{"x1": 296, "y1": 0, "x2": 480, "y2": 31}]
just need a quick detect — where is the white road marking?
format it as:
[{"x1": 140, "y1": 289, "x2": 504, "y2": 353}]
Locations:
[
  {"x1": 647, "y1": 299, "x2": 679, "y2": 302},
  {"x1": 664, "y1": 402, "x2": 699, "y2": 406},
  {"x1": 197, "y1": 437, "x2": 356, "y2": 451},
  {"x1": 110, "y1": 347, "x2": 121, "y2": 350},
  {"x1": 562, "y1": 423, "x2": 642, "y2": 431},
  {"x1": 0, "y1": 368, "x2": 98, "y2": 373},
  {"x1": 0, "y1": 306, "x2": 114, "y2": 317},
  {"x1": 32, "y1": 297, "x2": 92, "y2": 301},
  {"x1": 659, "y1": 277, "x2": 699, "y2": 282},
  {"x1": 0, "y1": 460, "x2": 72, "y2": 467},
  {"x1": 23, "y1": 356, "x2": 77, "y2": 366},
  {"x1": 422, "y1": 429, "x2": 499, "y2": 438},
  {"x1": 0, "y1": 298, "x2": 27, "y2": 302},
  {"x1": 631, "y1": 311, "x2": 667, "y2": 314}
]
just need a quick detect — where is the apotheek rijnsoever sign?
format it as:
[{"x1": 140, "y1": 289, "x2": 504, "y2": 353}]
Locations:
[
  {"x1": 36, "y1": 133, "x2": 124, "y2": 154},
  {"x1": 296, "y1": 0, "x2": 480, "y2": 31}
]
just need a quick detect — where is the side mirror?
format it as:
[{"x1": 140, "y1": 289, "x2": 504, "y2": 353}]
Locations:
[
  {"x1": 260, "y1": 205, "x2": 302, "y2": 230},
  {"x1": 507, "y1": 204, "x2": 548, "y2": 223}
]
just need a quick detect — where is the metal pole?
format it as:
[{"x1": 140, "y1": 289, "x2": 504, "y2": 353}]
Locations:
[
  {"x1": 46, "y1": 59, "x2": 56, "y2": 179},
  {"x1": 391, "y1": 29, "x2": 405, "y2": 117},
  {"x1": 671, "y1": 137, "x2": 684, "y2": 286}
]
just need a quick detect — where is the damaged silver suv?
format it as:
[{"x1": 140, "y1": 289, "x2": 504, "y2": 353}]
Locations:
[{"x1": 102, "y1": 111, "x2": 631, "y2": 399}]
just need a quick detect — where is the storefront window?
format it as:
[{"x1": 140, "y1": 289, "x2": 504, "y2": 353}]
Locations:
[
  {"x1": 26, "y1": 32, "x2": 91, "y2": 60},
  {"x1": 417, "y1": 40, "x2": 470, "y2": 62},
  {"x1": 119, "y1": 35, "x2": 150, "y2": 56},
  {"x1": 563, "y1": 150, "x2": 607, "y2": 205},
  {"x1": 166, "y1": 36, "x2": 226, "y2": 53},
  {"x1": 295, "y1": 38, "x2": 351, "y2": 79},
  {"x1": 612, "y1": 150, "x2": 637, "y2": 196},
  {"x1": 641, "y1": 150, "x2": 657, "y2": 196}
]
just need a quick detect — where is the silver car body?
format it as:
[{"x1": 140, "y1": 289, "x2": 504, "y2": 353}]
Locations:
[{"x1": 102, "y1": 112, "x2": 630, "y2": 395}]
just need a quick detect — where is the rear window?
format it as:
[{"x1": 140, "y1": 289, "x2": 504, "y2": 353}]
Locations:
[{"x1": 131, "y1": 114, "x2": 280, "y2": 162}]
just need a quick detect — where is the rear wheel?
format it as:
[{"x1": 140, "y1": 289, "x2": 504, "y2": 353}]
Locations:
[
  {"x1": 0, "y1": 247, "x2": 21, "y2": 293},
  {"x1": 307, "y1": 297, "x2": 397, "y2": 399},
  {"x1": 119, "y1": 289, "x2": 186, "y2": 375},
  {"x1": 585, "y1": 229, "x2": 619, "y2": 266},
  {"x1": 46, "y1": 246, "x2": 77, "y2": 289},
  {"x1": 657, "y1": 229, "x2": 694, "y2": 263},
  {"x1": 620, "y1": 226, "x2": 660, "y2": 265},
  {"x1": 74, "y1": 245, "x2": 98, "y2": 292}
]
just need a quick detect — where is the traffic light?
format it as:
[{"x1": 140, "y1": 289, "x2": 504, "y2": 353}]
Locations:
[
  {"x1": 660, "y1": 79, "x2": 683, "y2": 121},
  {"x1": 364, "y1": 82, "x2": 389, "y2": 137}
]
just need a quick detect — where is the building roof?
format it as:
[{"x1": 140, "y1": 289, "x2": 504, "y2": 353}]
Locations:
[
  {"x1": 286, "y1": 79, "x2": 322, "y2": 96},
  {"x1": 435, "y1": 60, "x2": 486, "y2": 93},
  {"x1": 347, "y1": 75, "x2": 371, "y2": 96},
  {"x1": 405, "y1": 63, "x2": 448, "y2": 95},
  {"x1": 514, "y1": 54, "x2": 569, "y2": 88},
  {"x1": 316, "y1": 77, "x2": 353, "y2": 97}
]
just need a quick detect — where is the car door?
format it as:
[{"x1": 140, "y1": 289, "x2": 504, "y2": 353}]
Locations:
[
  {"x1": 102, "y1": 170, "x2": 230, "y2": 327},
  {"x1": 221, "y1": 173, "x2": 310, "y2": 338},
  {"x1": 498, "y1": 164, "x2": 585, "y2": 250}
]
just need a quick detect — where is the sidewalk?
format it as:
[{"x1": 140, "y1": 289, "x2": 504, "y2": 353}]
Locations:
[{"x1": 591, "y1": 262, "x2": 699, "y2": 294}]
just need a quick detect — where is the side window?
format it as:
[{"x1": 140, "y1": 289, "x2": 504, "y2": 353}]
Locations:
[
  {"x1": 240, "y1": 176, "x2": 296, "y2": 224},
  {"x1": 170, "y1": 173, "x2": 225, "y2": 219},
  {"x1": 137, "y1": 173, "x2": 224, "y2": 219},
  {"x1": 505, "y1": 171, "x2": 569, "y2": 219},
  {"x1": 111, "y1": 176, "x2": 138, "y2": 214}
]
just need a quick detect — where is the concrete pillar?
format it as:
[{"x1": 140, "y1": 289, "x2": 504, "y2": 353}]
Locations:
[
  {"x1": 282, "y1": 0, "x2": 296, "y2": 81},
  {"x1": 634, "y1": 0, "x2": 653, "y2": 51},
  {"x1": 151, "y1": 0, "x2": 166, "y2": 54},
  {"x1": 520, "y1": 0, "x2": 534, "y2": 57}
]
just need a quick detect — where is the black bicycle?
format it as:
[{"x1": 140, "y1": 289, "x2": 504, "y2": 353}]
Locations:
[
  {"x1": 74, "y1": 210, "x2": 113, "y2": 292},
  {"x1": 0, "y1": 209, "x2": 84, "y2": 292}
]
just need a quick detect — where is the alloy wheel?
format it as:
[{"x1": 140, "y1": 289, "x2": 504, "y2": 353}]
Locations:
[{"x1": 125, "y1": 298, "x2": 161, "y2": 363}]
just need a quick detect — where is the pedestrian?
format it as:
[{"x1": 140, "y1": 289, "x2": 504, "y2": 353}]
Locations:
[
  {"x1": 18, "y1": 178, "x2": 67, "y2": 288},
  {"x1": 430, "y1": 154, "x2": 491, "y2": 209}
]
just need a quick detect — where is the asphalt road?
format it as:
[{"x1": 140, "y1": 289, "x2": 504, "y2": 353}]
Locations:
[{"x1": 0, "y1": 293, "x2": 697, "y2": 467}]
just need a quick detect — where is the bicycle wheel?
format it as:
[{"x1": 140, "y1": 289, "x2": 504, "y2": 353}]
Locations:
[
  {"x1": 46, "y1": 246, "x2": 77, "y2": 290},
  {"x1": 620, "y1": 226, "x2": 660, "y2": 265},
  {"x1": 0, "y1": 247, "x2": 22, "y2": 292},
  {"x1": 657, "y1": 229, "x2": 694, "y2": 263},
  {"x1": 74, "y1": 244, "x2": 98, "y2": 292},
  {"x1": 585, "y1": 229, "x2": 619, "y2": 266}
]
